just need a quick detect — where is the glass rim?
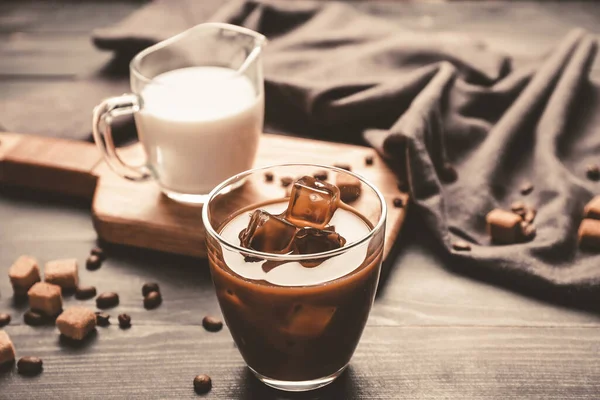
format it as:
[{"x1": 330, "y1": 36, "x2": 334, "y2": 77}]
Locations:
[
  {"x1": 130, "y1": 22, "x2": 267, "y2": 85},
  {"x1": 202, "y1": 163, "x2": 388, "y2": 261}
]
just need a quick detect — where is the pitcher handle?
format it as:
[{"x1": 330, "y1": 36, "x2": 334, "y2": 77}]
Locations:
[{"x1": 92, "y1": 93, "x2": 152, "y2": 181}]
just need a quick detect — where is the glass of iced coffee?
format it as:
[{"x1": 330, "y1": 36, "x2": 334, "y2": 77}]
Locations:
[{"x1": 202, "y1": 164, "x2": 386, "y2": 392}]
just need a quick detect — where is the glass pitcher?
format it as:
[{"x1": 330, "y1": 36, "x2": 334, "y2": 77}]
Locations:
[{"x1": 92, "y1": 23, "x2": 267, "y2": 205}]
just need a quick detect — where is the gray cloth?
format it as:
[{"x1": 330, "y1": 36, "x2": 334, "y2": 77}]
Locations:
[
  {"x1": 92, "y1": 0, "x2": 510, "y2": 142},
  {"x1": 6, "y1": 0, "x2": 600, "y2": 308}
]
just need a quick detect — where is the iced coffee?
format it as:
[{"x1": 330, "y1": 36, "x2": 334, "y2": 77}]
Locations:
[{"x1": 203, "y1": 166, "x2": 386, "y2": 391}]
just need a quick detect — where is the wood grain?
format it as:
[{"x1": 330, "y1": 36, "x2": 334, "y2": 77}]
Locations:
[
  {"x1": 0, "y1": 132, "x2": 22, "y2": 161},
  {"x1": 0, "y1": 33, "x2": 112, "y2": 77},
  {"x1": 92, "y1": 133, "x2": 408, "y2": 259},
  {"x1": 0, "y1": 1, "x2": 143, "y2": 34},
  {"x1": 1, "y1": 145, "x2": 600, "y2": 399},
  {"x1": 0, "y1": 135, "x2": 101, "y2": 198},
  {"x1": 0, "y1": 132, "x2": 408, "y2": 260},
  {"x1": 2, "y1": 2, "x2": 600, "y2": 399},
  {"x1": 0, "y1": 324, "x2": 599, "y2": 399}
]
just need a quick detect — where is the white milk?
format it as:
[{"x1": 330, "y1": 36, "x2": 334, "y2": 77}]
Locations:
[
  {"x1": 219, "y1": 202, "x2": 372, "y2": 287},
  {"x1": 134, "y1": 66, "x2": 264, "y2": 195}
]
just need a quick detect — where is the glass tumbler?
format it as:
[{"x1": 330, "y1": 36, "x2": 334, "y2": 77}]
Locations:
[{"x1": 202, "y1": 164, "x2": 387, "y2": 391}]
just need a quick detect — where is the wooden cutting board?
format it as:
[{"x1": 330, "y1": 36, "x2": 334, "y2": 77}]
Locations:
[{"x1": 0, "y1": 132, "x2": 408, "y2": 259}]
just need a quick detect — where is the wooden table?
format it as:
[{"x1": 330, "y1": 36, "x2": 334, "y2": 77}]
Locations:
[{"x1": 1, "y1": 1, "x2": 600, "y2": 398}]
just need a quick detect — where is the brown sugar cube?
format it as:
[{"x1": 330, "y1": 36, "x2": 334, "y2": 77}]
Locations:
[
  {"x1": 28, "y1": 282, "x2": 62, "y2": 317},
  {"x1": 0, "y1": 331, "x2": 16, "y2": 366},
  {"x1": 8, "y1": 255, "x2": 41, "y2": 295},
  {"x1": 45, "y1": 259, "x2": 78, "y2": 290},
  {"x1": 578, "y1": 219, "x2": 600, "y2": 250},
  {"x1": 583, "y1": 196, "x2": 600, "y2": 220},
  {"x1": 56, "y1": 307, "x2": 96, "y2": 341},
  {"x1": 335, "y1": 174, "x2": 362, "y2": 203},
  {"x1": 486, "y1": 209, "x2": 523, "y2": 244}
]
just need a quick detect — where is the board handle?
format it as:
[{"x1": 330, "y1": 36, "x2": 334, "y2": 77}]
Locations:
[{"x1": 0, "y1": 133, "x2": 102, "y2": 199}]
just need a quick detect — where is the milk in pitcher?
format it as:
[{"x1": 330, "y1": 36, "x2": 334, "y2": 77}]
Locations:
[{"x1": 134, "y1": 66, "x2": 264, "y2": 195}]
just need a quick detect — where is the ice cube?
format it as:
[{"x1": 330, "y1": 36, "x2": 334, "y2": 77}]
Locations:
[
  {"x1": 293, "y1": 227, "x2": 346, "y2": 255},
  {"x1": 239, "y1": 210, "x2": 298, "y2": 254},
  {"x1": 293, "y1": 227, "x2": 347, "y2": 268},
  {"x1": 284, "y1": 176, "x2": 340, "y2": 229},
  {"x1": 282, "y1": 304, "x2": 336, "y2": 338}
]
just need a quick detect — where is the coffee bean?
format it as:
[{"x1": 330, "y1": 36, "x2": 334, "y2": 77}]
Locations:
[
  {"x1": 313, "y1": 170, "x2": 328, "y2": 181},
  {"x1": 142, "y1": 282, "x2": 160, "y2": 297},
  {"x1": 86, "y1": 255, "x2": 102, "y2": 271},
  {"x1": 334, "y1": 163, "x2": 351, "y2": 171},
  {"x1": 520, "y1": 181, "x2": 534, "y2": 195},
  {"x1": 392, "y1": 197, "x2": 404, "y2": 208},
  {"x1": 24, "y1": 310, "x2": 46, "y2": 326},
  {"x1": 90, "y1": 247, "x2": 106, "y2": 261},
  {"x1": 75, "y1": 285, "x2": 97, "y2": 300},
  {"x1": 96, "y1": 292, "x2": 119, "y2": 309},
  {"x1": 202, "y1": 316, "x2": 223, "y2": 332},
  {"x1": 193, "y1": 374, "x2": 212, "y2": 394},
  {"x1": 17, "y1": 357, "x2": 43, "y2": 376},
  {"x1": 143, "y1": 292, "x2": 162, "y2": 310},
  {"x1": 587, "y1": 164, "x2": 600, "y2": 181},
  {"x1": 365, "y1": 155, "x2": 374, "y2": 166},
  {"x1": 0, "y1": 313, "x2": 10, "y2": 327},
  {"x1": 452, "y1": 240, "x2": 472, "y2": 251},
  {"x1": 118, "y1": 314, "x2": 131, "y2": 329},
  {"x1": 440, "y1": 163, "x2": 458, "y2": 183},
  {"x1": 95, "y1": 312, "x2": 110, "y2": 327},
  {"x1": 280, "y1": 177, "x2": 293, "y2": 187},
  {"x1": 264, "y1": 172, "x2": 274, "y2": 182}
]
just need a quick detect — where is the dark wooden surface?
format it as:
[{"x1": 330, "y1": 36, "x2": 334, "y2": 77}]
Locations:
[
  {"x1": 0, "y1": 132, "x2": 408, "y2": 259},
  {"x1": 2, "y1": 1, "x2": 600, "y2": 399}
]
